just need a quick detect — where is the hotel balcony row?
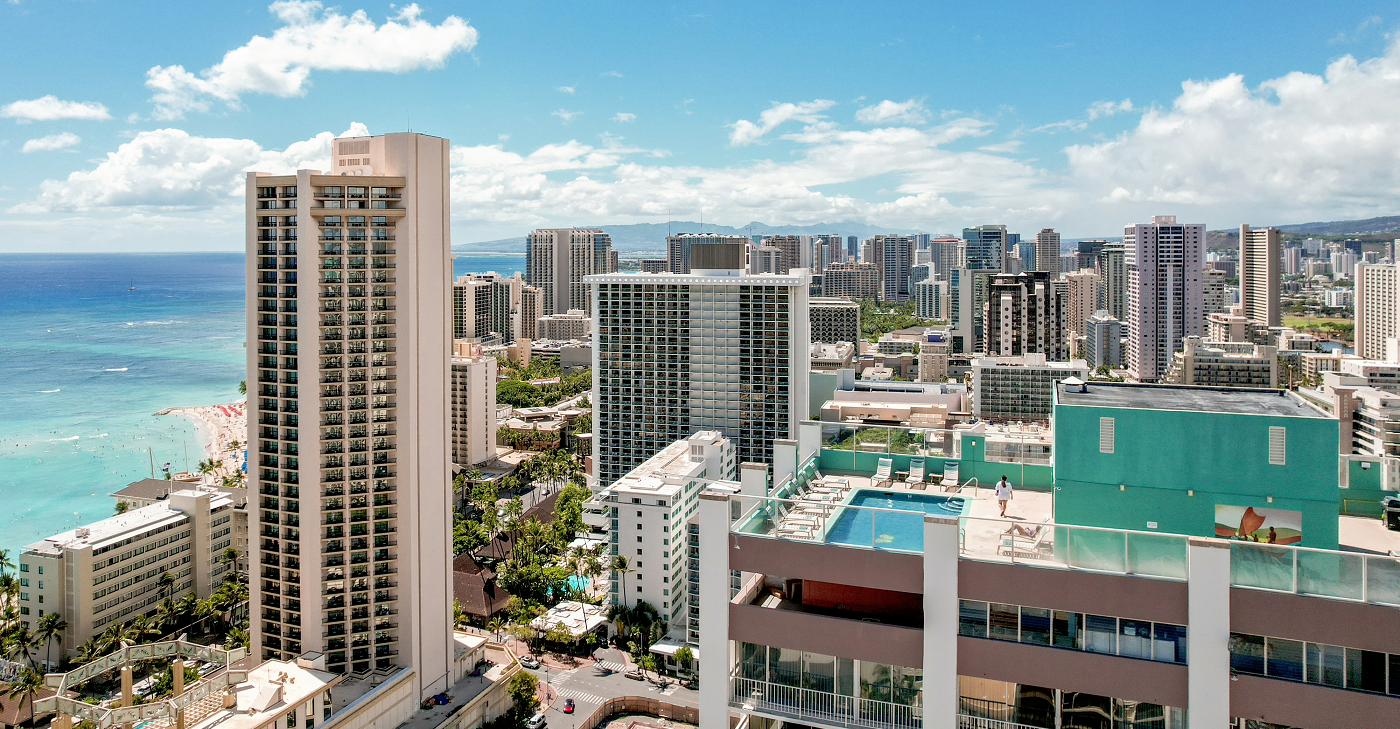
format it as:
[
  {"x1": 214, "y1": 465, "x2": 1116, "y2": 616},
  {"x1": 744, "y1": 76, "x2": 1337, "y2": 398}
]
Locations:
[{"x1": 694, "y1": 431, "x2": 1400, "y2": 729}]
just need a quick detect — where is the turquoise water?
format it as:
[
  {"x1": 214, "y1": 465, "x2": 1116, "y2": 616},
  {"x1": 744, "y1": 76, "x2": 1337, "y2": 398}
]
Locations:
[
  {"x1": 0, "y1": 252, "x2": 520, "y2": 557},
  {"x1": 823, "y1": 490, "x2": 968, "y2": 552},
  {"x1": 566, "y1": 575, "x2": 590, "y2": 591}
]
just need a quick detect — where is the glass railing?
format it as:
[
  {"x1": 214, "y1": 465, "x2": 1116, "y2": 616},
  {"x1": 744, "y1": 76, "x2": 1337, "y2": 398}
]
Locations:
[
  {"x1": 816, "y1": 421, "x2": 1051, "y2": 463},
  {"x1": 1230, "y1": 541, "x2": 1400, "y2": 606},
  {"x1": 958, "y1": 516, "x2": 1189, "y2": 581}
]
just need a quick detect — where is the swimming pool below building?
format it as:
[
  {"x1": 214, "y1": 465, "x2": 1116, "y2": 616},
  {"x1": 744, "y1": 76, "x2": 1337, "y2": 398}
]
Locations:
[{"x1": 824, "y1": 489, "x2": 970, "y2": 551}]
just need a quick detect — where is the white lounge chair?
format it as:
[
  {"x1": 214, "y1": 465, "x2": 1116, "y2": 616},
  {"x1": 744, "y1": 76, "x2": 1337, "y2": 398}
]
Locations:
[
  {"x1": 873, "y1": 458, "x2": 893, "y2": 488},
  {"x1": 904, "y1": 458, "x2": 926, "y2": 489},
  {"x1": 998, "y1": 517, "x2": 1053, "y2": 558},
  {"x1": 939, "y1": 461, "x2": 960, "y2": 491}
]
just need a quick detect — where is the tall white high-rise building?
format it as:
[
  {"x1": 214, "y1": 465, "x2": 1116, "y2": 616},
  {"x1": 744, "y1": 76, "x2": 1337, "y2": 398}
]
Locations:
[
  {"x1": 1355, "y1": 262, "x2": 1400, "y2": 361},
  {"x1": 1284, "y1": 247, "x2": 1303, "y2": 276},
  {"x1": 526, "y1": 228, "x2": 613, "y2": 316},
  {"x1": 865, "y1": 235, "x2": 914, "y2": 300},
  {"x1": 1239, "y1": 224, "x2": 1281, "y2": 326},
  {"x1": 589, "y1": 242, "x2": 810, "y2": 486},
  {"x1": 1124, "y1": 215, "x2": 1205, "y2": 382},
  {"x1": 1063, "y1": 269, "x2": 1101, "y2": 347},
  {"x1": 1035, "y1": 228, "x2": 1061, "y2": 278},
  {"x1": 450, "y1": 341, "x2": 497, "y2": 468},
  {"x1": 246, "y1": 132, "x2": 453, "y2": 697}
]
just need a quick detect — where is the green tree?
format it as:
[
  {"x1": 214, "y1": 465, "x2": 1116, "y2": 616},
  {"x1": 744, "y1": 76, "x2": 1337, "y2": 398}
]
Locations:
[
  {"x1": 6, "y1": 668, "x2": 45, "y2": 725},
  {"x1": 612, "y1": 555, "x2": 633, "y2": 608},
  {"x1": 675, "y1": 645, "x2": 694, "y2": 674},
  {"x1": 507, "y1": 670, "x2": 540, "y2": 717},
  {"x1": 114, "y1": 501, "x2": 129, "y2": 515},
  {"x1": 237, "y1": 380, "x2": 247, "y2": 395},
  {"x1": 35, "y1": 612, "x2": 68, "y2": 670}
]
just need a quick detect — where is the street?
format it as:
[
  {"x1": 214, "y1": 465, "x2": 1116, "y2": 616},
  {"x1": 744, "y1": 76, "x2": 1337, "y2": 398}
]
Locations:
[{"x1": 520, "y1": 647, "x2": 698, "y2": 727}]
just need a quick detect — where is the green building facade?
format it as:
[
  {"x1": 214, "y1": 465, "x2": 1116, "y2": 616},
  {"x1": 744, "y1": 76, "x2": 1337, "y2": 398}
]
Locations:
[{"x1": 1052, "y1": 382, "x2": 1341, "y2": 549}]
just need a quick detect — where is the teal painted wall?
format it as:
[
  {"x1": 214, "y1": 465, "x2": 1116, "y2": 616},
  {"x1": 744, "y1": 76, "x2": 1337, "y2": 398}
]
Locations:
[
  {"x1": 1053, "y1": 398, "x2": 1341, "y2": 548},
  {"x1": 1342, "y1": 460, "x2": 1391, "y2": 517}
]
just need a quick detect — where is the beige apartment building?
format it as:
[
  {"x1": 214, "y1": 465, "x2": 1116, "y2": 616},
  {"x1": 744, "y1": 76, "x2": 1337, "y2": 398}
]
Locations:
[
  {"x1": 1063, "y1": 269, "x2": 1101, "y2": 349},
  {"x1": 452, "y1": 272, "x2": 523, "y2": 342},
  {"x1": 536, "y1": 309, "x2": 592, "y2": 340},
  {"x1": 526, "y1": 228, "x2": 613, "y2": 316},
  {"x1": 19, "y1": 490, "x2": 234, "y2": 659},
  {"x1": 1239, "y1": 224, "x2": 1281, "y2": 326},
  {"x1": 245, "y1": 132, "x2": 453, "y2": 700},
  {"x1": 450, "y1": 341, "x2": 497, "y2": 468},
  {"x1": 1164, "y1": 336, "x2": 1278, "y2": 389},
  {"x1": 822, "y1": 262, "x2": 881, "y2": 300}
]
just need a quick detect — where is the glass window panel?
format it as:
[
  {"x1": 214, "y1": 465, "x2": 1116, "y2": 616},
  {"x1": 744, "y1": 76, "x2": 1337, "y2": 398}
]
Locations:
[
  {"x1": 739, "y1": 642, "x2": 766, "y2": 680},
  {"x1": 802, "y1": 651, "x2": 835, "y2": 694},
  {"x1": 1389, "y1": 654, "x2": 1400, "y2": 696},
  {"x1": 769, "y1": 646, "x2": 802, "y2": 687},
  {"x1": 959, "y1": 600, "x2": 988, "y2": 638},
  {"x1": 1053, "y1": 611, "x2": 1084, "y2": 651},
  {"x1": 1020, "y1": 607, "x2": 1051, "y2": 646},
  {"x1": 1115, "y1": 699, "x2": 1167, "y2": 729},
  {"x1": 1346, "y1": 648, "x2": 1387, "y2": 693},
  {"x1": 860, "y1": 661, "x2": 892, "y2": 703},
  {"x1": 1230, "y1": 633, "x2": 1265, "y2": 675},
  {"x1": 1061, "y1": 691, "x2": 1113, "y2": 729},
  {"x1": 891, "y1": 665, "x2": 922, "y2": 707},
  {"x1": 989, "y1": 603, "x2": 1019, "y2": 641},
  {"x1": 1305, "y1": 643, "x2": 1344, "y2": 687},
  {"x1": 837, "y1": 657, "x2": 855, "y2": 696},
  {"x1": 1152, "y1": 623, "x2": 1188, "y2": 665},
  {"x1": 1084, "y1": 615, "x2": 1117, "y2": 655},
  {"x1": 1119, "y1": 619, "x2": 1153, "y2": 660},
  {"x1": 1264, "y1": 638, "x2": 1303, "y2": 681}
]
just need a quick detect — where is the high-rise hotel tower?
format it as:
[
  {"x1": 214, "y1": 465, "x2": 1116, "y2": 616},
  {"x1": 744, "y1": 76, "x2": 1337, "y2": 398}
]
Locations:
[
  {"x1": 245, "y1": 133, "x2": 453, "y2": 699},
  {"x1": 588, "y1": 241, "x2": 810, "y2": 486}
]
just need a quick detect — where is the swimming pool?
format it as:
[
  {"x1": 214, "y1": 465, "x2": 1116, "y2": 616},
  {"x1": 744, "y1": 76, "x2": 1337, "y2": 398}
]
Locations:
[
  {"x1": 566, "y1": 575, "x2": 590, "y2": 591},
  {"x1": 823, "y1": 490, "x2": 969, "y2": 552}
]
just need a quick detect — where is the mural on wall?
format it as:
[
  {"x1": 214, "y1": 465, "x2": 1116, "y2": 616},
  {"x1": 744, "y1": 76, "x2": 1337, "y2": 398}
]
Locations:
[{"x1": 1214, "y1": 505, "x2": 1302, "y2": 545}]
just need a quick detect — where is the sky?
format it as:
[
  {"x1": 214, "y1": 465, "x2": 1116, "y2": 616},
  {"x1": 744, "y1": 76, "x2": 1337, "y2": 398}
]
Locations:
[{"x1": 4, "y1": 1, "x2": 1400, "y2": 251}]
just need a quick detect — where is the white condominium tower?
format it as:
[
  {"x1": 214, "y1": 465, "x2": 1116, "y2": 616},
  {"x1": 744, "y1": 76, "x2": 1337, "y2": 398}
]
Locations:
[
  {"x1": 1355, "y1": 262, "x2": 1400, "y2": 360},
  {"x1": 245, "y1": 132, "x2": 453, "y2": 699},
  {"x1": 1035, "y1": 228, "x2": 1061, "y2": 278},
  {"x1": 1238, "y1": 224, "x2": 1281, "y2": 327},
  {"x1": 526, "y1": 228, "x2": 614, "y2": 316},
  {"x1": 588, "y1": 241, "x2": 811, "y2": 486},
  {"x1": 1123, "y1": 215, "x2": 1204, "y2": 382}
]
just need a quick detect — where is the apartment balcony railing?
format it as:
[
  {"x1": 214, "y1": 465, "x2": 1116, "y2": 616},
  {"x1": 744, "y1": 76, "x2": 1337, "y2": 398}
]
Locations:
[{"x1": 729, "y1": 675, "x2": 921, "y2": 729}]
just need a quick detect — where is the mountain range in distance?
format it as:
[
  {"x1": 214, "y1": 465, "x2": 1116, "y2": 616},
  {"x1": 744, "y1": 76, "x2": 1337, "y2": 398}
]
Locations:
[{"x1": 452, "y1": 214, "x2": 1400, "y2": 256}]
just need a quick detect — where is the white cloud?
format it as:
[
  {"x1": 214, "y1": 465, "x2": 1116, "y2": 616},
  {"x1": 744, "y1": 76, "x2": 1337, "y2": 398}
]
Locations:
[
  {"x1": 613, "y1": 112, "x2": 636, "y2": 122},
  {"x1": 11, "y1": 124, "x2": 361, "y2": 213},
  {"x1": 556, "y1": 85, "x2": 576, "y2": 95},
  {"x1": 145, "y1": 2, "x2": 477, "y2": 119},
  {"x1": 22, "y1": 133, "x2": 81, "y2": 153},
  {"x1": 552, "y1": 109, "x2": 582, "y2": 123},
  {"x1": 1, "y1": 96, "x2": 111, "y2": 123},
  {"x1": 600, "y1": 71, "x2": 623, "y2": 78},
  {"x1": 729, "y1": 99, "x2": 836, "y2": 146},
  {"x1": 1086, "y1": 99, "x2": 1134, "y2": 120},
  {"x1": 978, "y1": 140, "x2": 1023, "y2": 153},
  {"x1": 855, "y1": 99, "x2": 928, "y2": 125},
  {"x1": 1064, "y1": 38, "x2": 1400, "y2": 220}
]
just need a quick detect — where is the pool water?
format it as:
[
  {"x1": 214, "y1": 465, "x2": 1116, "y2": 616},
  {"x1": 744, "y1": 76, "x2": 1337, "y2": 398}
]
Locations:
[
  {"x1": 566, "y1": 575, "x2": 590, "y2": 591},
  {"x1": 824, "y1": 490, "x2": 968, "y2": 552}
]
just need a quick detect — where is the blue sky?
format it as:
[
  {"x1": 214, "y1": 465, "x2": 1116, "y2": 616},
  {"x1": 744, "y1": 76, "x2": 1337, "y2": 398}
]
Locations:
[{"x1": 3, "y1": 1, "x2": 1400, "y2": 250}]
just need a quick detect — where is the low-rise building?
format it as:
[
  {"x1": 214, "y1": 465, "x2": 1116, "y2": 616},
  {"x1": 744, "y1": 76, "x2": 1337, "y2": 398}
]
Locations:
[
  {"x1": 1164, "y1": 337, "x2": 1278, "y2": 389},
  {"x1": 640, "y1": 258, "x2": 667, "y2": 273},
  {"x1": 1302, "y1": 351, "x2": 1360, "y2": 379},
  {"x1": 19, "y1": 490, "x2": 235, "y2": 655},
  {"x1": 809, "y1": 297, "x2": 861, "y2": 345},
  {"x1": 810, "y1": 342, "x2": 855, "y2": 371},
  {"x1": 1206, "y1": 309, "x2": 1257, "y2": 343},
  {"x1": 971, "y1": 355, "x2": 1089, "y2": 422},
  {"x1": 1083, "y1": 310, "x2": 1122, "y2": 370},
  {"x1": 536, "y1": 309, "x2": 592, "y2": 341}
]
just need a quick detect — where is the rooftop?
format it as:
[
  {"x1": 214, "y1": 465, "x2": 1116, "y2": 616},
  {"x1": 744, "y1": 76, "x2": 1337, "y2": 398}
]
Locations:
[
  {"x1": 608, "y1": 433, "x2": 723, "y2": 495},
  {"x1": 25, "y1": 491, "x2": 233, "y2": 555},
  {"x1": 1056, "y1": 381, "x2": 1328, "y2": 418},
  {"x1": 190, "y1": 659, "x2": 340, "y2": 729},
  {"x1": 111, "y1": 478, "x2": 248, "y2": 506},
  {"x1": 529, "y1": 600, "x2": 608, "y2": 638}
]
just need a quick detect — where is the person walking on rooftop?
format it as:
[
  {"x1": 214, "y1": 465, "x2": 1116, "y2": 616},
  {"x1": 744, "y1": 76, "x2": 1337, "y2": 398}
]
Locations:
[{"x1": 995, "y1": 475, "x2": 1013, "y2": 518}]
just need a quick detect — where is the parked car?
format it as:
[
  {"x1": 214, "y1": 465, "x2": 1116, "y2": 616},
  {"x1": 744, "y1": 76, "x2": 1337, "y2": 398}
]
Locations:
[
  {"x1": 562, "y1": 699, "x2": 574, "y2": 714},
  {"x1": 519, "y1": 655, "x2": 540, "y2": 669},
  {"x1": 624, "y1": 668, "x2": 645, "y2": 681},
  {"x1": 527, "y1": 714, "x2": 547, "y2": 729}
]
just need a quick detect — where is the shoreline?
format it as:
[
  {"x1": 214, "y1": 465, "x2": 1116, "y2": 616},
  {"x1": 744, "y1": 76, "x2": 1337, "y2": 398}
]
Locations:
[{"x1": 158, "y1": 399, "x2": 247, "y2": 481}]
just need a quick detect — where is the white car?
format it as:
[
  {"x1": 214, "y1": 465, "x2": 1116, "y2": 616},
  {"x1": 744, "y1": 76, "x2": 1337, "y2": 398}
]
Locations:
[
  {"x1": 518, "y1": 655, "x2": 540, "y2": 669},
  {"x1": 526, "y1": 714, "x2": 547, "y2": 729}
]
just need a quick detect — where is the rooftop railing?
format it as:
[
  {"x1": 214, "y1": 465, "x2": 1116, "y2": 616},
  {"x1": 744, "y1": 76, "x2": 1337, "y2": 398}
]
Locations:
[
  {"x1": 1230, "y1": 540, "x2": 1400, "y2": 606},
  {"x1": 816, "y1": 422, "x2": 1051, "y2": 464}
]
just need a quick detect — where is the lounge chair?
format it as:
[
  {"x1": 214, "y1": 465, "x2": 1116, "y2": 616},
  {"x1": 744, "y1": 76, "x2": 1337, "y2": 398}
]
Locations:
[
  {"x1": 873, "y1": 458, "x2": 893, "y2": 488},
  {"x1": 904, "y1": 458, "x2": 926, "y2": 489},
  {"x1": 998, "y1": 517, "x2": 1053, "y2": 558},
  {"x1": 939, "y1": 462, "x2": 960, "y2": 491}
]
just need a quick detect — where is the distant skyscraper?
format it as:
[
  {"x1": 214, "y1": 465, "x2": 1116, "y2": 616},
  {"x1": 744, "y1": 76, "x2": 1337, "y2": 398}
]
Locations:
[
  {"x1": 932, "y1": 237, "x2": 961, "y2": 279},
  {"x1": 1085, "y1": 310, "x2": 1123, "y2": 369},
  {"x1": 520, "y1": 285, "x2": 541, "y2": 340},
  {"x1": 964, "y1": 225, "x2": 1008, "y2": 272},
  {"x1": 914, "y1": 279, "x2": 947, "y2": 320},
  {"x1": 846, "y1": 235, "x2": 858, "y2": 260},
  {"x1": 1035, "y1": 229, "x2": 1061, "y2": 278},
  {"x1": 668, "y1": 232, "x2": 751, "y2": 274},
  {"x1": 1354, "y1": 263, "x2": 1400, "y2": 360},
  {"x1": 1283, "y1": 247, "x2": 1302, "y2": 276},
  {"x1": 526, "y1": 228, "x2": 613, "y2": 316},
  {"x1": 1203, "y1": 268, "x2": 1227, "y2": 326},
  {"x1": 450, "y1": 342, "x2": 496, "y2": 467},
  {"x1": 589, "y1": 244, "x2": 810, "y2": 485},
  {"x1": 763, "y1": 235, "x2": 804, "y2": 275},
  {"x1": 949, "y1": 268, "x2": 995, "y2": 354},
  {"x1": 822, "y1": 262, "x2": 880, "y2": 299},
  {"x1": 867, "y1": 235, "x2": 914, "y2": 300},
  {"x1": 1064, "y1": 269, "x2": 1102, "y2": 347},
  {"x1": 1014, "y1": 241, "x2": 1036, "y2": 272},
  {"x1": 1239, "y1": 224, "x2": 1281, "y2": 327},
  {"x1": 1095, "y1": 242, "x2": 1126, "y2": 321},
  {"x1": 247, "y1": 132, "x2": 452, "y2": 693},
  {"x1": 982, "y1": 272, "x2": 1069, "y2": 360},
  {"x1": 1124, "y1": 215, "x2": 1205, "y2": 382}
]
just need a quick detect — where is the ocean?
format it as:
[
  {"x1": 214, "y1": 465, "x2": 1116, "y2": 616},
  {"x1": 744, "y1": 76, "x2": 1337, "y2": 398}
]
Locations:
[{"x1": 0, "y1": 252, "x2": 525, "y2": 557}]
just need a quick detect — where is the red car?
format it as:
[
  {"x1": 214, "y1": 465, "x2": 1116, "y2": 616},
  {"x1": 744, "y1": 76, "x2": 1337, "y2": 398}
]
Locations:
[{"x1": 562, "y1": 699, "x2": 574, "y2": 714}]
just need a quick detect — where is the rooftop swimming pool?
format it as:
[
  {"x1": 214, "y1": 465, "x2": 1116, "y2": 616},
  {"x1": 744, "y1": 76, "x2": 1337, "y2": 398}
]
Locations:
[{"x1": 824, "y1": 489, "x2": 970, "y2": 552}]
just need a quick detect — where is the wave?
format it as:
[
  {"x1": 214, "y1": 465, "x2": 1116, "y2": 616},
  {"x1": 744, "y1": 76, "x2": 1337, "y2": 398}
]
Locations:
[
  {"x1": 50, "y1": 436, "x2": 80, "y2": 442},
  {"x1": 38, "y1": 388, "x2": 60, "y2": 393},
  {"x1": 104, "y1": 367, "x2": 129, "y2": 372},
  {"x1": 88, "y1": 433, "x2": 110, "y2": 439}
]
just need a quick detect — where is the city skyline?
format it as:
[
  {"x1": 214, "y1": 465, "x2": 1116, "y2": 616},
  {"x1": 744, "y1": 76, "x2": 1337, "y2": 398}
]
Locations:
[{"x1": 6, "y1": 2, "x2": 1400, "y2": 251}]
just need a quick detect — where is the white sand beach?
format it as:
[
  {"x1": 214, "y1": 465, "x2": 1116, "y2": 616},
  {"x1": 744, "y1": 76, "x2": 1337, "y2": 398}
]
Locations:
[{"x1": 158, "y1": 399, "x2": 247, "y2": 481}]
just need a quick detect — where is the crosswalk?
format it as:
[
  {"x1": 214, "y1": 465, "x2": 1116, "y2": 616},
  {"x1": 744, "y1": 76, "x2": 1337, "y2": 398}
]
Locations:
[
  {"x1": 593, "y1": 660, "x2": 627, "y2": 673},
  {"x1": 556, "y1": 687, "x2": 606, "y2": 705}
]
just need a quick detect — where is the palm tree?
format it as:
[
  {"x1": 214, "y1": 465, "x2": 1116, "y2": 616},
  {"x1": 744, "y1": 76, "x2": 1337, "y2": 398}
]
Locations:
[
  {"x1": 486, "y1": 617, "x2": 504, "y2": 643},
  {"x1": 35, "y1": 612, "x2": 67, "y2": 670},
  {"x1": 75, "y1": 639, "x2": 101, "y2": 666},
  {"x1": 0, "y1": 548, "x2": 15, "y2": 578},
  {"x1": 157, "y1": 572, "x2": 176, "y2": 604},
  {"x1": 220, "y1": 548, "x2": 241, "y2": 582},
  {"x1": 95, "y1": 623, "x2": 125, "y2": 656},
  {"x1": 452, "y1": 600, "x2": 467, "y2": 630},
  {"x1": 612, "y1": 555, "x2": 633, "y2": 609},
  {"x1": 6, "y1": 667, "x2": 45, "y2": 726},
  {"x1": 6, "y1": 628, "x2": 41, "y2": 668}
]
